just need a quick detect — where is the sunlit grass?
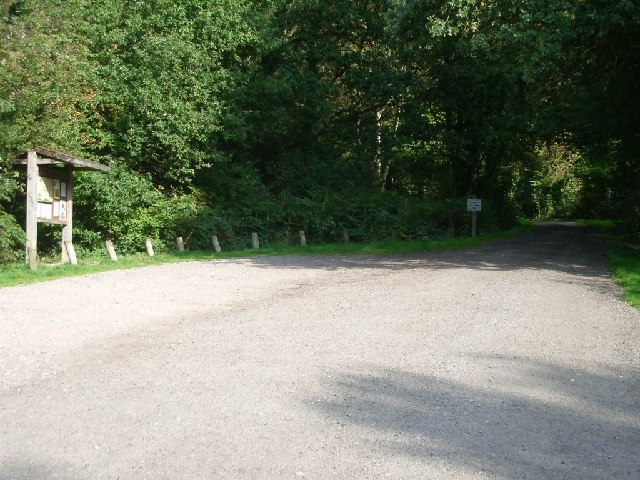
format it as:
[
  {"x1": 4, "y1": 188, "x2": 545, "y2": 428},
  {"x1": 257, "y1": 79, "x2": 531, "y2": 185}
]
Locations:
[
  {"x1": 0, "y1": 225, "x2": 531, "y2": 289},
  {"x1": 579, "y1": 219, "x2": 640, "y2": 308},
  {"x1": 605, "y1": 231, "x2": 640, "y2": 309},
  {"x1": 577, "y1": 219, "x2": 621, "y2": 229}
]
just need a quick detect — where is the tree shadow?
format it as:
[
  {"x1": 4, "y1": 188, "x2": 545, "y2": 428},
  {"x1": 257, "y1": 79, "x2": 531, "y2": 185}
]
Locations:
[
  {"x1": 235, "y1": 223, "x2": 616, "y2": 296},
  {"x1": 304, "y1": 356, "x2": 640, "y2": 479},
  {"x1": 0, "y1": 460, "x2": 80, "y2": 480}
]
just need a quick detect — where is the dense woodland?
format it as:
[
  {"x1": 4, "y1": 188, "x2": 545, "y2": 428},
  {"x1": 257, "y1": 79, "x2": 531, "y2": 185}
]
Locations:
[{"x1": 0, "y1": 0, "x2": 638, "y2": 261}]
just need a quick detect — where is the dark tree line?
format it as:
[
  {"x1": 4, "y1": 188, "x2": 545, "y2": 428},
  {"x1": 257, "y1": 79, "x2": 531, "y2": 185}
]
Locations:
[{"x1": 1, "y1": 0, "x2": 638, "y2": 258}]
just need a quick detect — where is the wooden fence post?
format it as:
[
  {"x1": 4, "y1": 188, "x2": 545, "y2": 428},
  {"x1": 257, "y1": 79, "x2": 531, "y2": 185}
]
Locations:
[
  {"x1": 26, "y1": 150, "x2": 38, "y2": 271},
  {"x1": 176, "y1": 236, "x2": 185, "y2": 251},
  {"x1": 251, "y1": 232, "x2": 259, "y2": 249},
  {"x1": 299, "y1": 230, "x2": 307, "y2": 247},
  {"x1": 105, "y1": 240, "x2": 118, "y2": 261},
  {"x1": 64, "y1": 241, "x2": 78, "y2": 265},
  {"x1": 61, "y1": 165, "x2": 73, "y2": 263},
  {"x1": 211, "y1": 235, "x2": 221, "y2": 253},
  {"x1": 342, "y1": 229, "x2": 350, "y2": 243},
  {"x1": 27, "y1": 248, "x2": 37, "y2": 272},
  {"x1": 145, "y1": 237, "x2": 155, "y2": 256}
]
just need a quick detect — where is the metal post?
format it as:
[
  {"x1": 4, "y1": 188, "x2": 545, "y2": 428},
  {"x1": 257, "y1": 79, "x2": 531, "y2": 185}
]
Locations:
[{"x1": 471, "y1": 211, "x2": 477, "y2": 238}]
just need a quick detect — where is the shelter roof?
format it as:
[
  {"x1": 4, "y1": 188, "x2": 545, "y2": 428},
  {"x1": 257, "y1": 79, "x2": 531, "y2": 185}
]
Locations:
[{"x1": 15, "y1": 147, "x2": 110, "y2": 172}]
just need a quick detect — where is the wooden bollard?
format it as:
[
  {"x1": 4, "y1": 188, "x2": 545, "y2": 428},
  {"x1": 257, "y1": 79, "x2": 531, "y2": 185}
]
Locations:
[
  {"x1": 145, "y1": 237, "x2": 155, "y2": 256},
  {"x1": 342, "y1": 229, "x2": 350, "y2": 243},
  {"x1": 211, "y1": 235, "x2": 221, "y2": 253},
  {"x1": 299, "y1": 230, "x2": 307, "y2": 247},
  {"x1": 27, "y1": 248, "x2": 37, "y2": 271},
  {"x1": 251, "y1": 232, "x2": 259, "y2": 249},
  {"x1": 105, "y1": 240, "x2": 118, "y2": 261},
  {"x1": 176, "y1": 236, "x2": 185, "y2": 251},
  {"x1": 64, "y1": 241, "x2": 78, "y2": 265}
]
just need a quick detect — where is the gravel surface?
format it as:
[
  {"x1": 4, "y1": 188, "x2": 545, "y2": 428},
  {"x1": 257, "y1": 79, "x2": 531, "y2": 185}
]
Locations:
[{"x1": 1, "y1": 223, "x2": 639, "y2": 479}]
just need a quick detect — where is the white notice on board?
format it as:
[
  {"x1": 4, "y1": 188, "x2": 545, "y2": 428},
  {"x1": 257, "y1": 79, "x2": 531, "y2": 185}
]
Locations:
[
  {"x1": 37, "y1": 202, "x2": 53, "y2": 220},
  {"x1": 467, "y1": 199, "x2": 482, "y2": 212},
  {"x1": 59, "y1": 202, "x2": 67, "y2": 220}
]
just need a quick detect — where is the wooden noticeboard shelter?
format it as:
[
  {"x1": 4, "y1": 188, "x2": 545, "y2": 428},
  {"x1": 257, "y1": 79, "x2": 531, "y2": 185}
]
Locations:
[{"x1": 14, "y1": 147, "x2": 110, "y2": 270}]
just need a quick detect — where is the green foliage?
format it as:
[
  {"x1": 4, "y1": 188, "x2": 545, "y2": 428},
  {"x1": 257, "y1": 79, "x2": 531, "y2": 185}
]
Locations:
[
  {"x1": 0, "y1": 170, "x2": 21, "y2": 203},
  {"x1": 530, "y1": 142, "x2": 584, "y2": 219},
  {"x1": 74, "y1": 161, "x2": 196, "y2": 253},
  {"x1": 84, "y1": 0, "x2": 261, "y2": 188},
  {"x1": 0, "y1": 0, "x2": 95, "y2": 157},
  {"x1": 0, "y1": 208, "x2": 24, "y2": 264},
  {"x1": 1, "y1": 0, "x2": 638, "y2": 253}
]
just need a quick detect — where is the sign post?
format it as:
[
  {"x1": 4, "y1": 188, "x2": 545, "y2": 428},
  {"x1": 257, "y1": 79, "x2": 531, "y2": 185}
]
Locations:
[{"x1": 467, "y1": 198, "x2": 482, "y2": 238}]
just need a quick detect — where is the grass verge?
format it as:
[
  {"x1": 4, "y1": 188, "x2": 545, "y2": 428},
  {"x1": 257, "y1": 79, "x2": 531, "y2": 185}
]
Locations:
[
  {"x1": 604, "y1": 233, "x2": 640, "y2": 309},
  {"x1": 579, "y1": 219, "x2": 640, "y2": 308},
  {"x1": 0, "y1": 225, "x2": 531, "y2": 289},
  {"x1": 609, "y1": 246, "x2": 640, "y2": 308}
]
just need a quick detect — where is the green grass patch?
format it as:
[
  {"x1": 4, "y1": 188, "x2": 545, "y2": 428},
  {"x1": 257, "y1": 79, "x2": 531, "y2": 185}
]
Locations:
[
  {"x1": 577, "y1": 218, "x2": 621, "y2": 229},
  {"x1": 584, "y1": 220, "x2": 640, "y2": 308},
  {"x1": 602, "y1": 230, "x2": 640, "y2": 309},
  {"x1": 0, "y1": 225, "x2": 531, "y2": 289}
]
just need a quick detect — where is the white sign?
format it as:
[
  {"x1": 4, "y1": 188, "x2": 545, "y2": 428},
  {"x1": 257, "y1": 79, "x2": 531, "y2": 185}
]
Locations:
[
  {"x1": 37, "y1": 202, "x2": 53, "y2": 220},
  {"x1": 467, "y1": 199, "x2": 482, "y2": 212}
]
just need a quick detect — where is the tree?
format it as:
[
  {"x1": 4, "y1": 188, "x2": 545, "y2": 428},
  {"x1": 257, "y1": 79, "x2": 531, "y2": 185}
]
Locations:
[
  {"x1": 0, "y1": 0, "x2": 95, "y2": 163},
  {"x1": 83, "y1": 0, "x2": 262, "y2": 189}
]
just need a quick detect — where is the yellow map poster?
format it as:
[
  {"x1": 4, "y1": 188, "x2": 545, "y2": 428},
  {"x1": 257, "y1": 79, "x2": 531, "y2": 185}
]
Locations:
[{"x1": 37, "y1": 176, "x2": 54, "y2": 203}]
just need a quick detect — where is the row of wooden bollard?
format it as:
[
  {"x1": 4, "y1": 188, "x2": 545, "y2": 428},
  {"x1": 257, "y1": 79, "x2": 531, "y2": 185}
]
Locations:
[{"x1": 102, "y1": 230, "x2": 321, "y2": 261}]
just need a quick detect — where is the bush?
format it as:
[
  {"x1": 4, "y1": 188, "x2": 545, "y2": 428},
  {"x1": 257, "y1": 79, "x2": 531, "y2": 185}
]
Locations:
[
  {"x1": 74, "y1": 161, "x2": 180, "y2": 253},
  {"x1": 0, "y1": 210, "x2": 25, "y2": 264},
  {"x1": 69, "y1": 158, "x2": 519, "y2": 255}
]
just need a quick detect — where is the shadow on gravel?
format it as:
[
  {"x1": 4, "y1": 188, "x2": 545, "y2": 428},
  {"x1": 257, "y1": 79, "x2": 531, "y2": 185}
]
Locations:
[
  {"x1": 0, "y1": 461, "x2": 74, "y2": 480},
  {"x1": 242, "y1": 224, "x2": 615, "y2": 296},
  {"x1": 306, "y1": 356, "x2": 640, "y2": 479},
  {"x1": 244, "y1": 224, "x2": 609, "y2": 277}
]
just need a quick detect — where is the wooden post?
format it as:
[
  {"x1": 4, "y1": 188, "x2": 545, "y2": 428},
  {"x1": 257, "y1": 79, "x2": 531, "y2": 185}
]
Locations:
[
  {"x1": 64, "y1": 241, "x2": 77, "y2": 265},
  {"x1": 299, "y1": 230, "x2": 307, "y2": 247},
  {"x1": 61, "y1": 166, "x2": 73, "y2": 263},
  {"x1": 211, "y1": 235, "x2": 221, "y2": 253},
  {"x1": 176, "y1": 236, "x2": 185, "y2": 251},
  {"x1": 251, "y1": 232, "x2": 259, "y2": 249},
  {"x1": 471, "y1": 211, "x2": 477, "y2": 238},
  {"x1": 25, "y1": 151, "x2": 38, "y2": 271},
  {"x1": 145, "y1": 237, "x2": 155, "y2": 256},
  {"x1": 105, "y1": 240, "x2": 118, "y2": 261},
  {"x1": 342, "y1": 229, "x2": 350, "y2": 243}
]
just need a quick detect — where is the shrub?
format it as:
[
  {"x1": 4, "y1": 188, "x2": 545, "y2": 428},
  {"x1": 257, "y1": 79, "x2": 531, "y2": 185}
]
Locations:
[{"x1": 0, "y1": 210, "x2": 25, "y2": 264}]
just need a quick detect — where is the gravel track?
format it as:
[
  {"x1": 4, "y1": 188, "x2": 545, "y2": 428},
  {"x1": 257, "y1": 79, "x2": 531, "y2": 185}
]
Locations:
[{"x1": 1, "y1": 223, "x2": 639, "y2": 479}]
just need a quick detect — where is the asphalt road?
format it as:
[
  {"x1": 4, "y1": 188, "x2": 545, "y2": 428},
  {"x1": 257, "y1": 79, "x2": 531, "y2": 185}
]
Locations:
[{"x1": 1, "y1": 223, "x2": 639, "y2": 479}]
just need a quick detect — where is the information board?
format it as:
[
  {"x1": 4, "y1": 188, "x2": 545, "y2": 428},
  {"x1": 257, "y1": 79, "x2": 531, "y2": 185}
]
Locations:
[
  {"x1": 467, "y1": 198, "x2": 482, "y2": 212},
  {"x1": 37, "y1": 175, "x2": 68, "y2": 223}
]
